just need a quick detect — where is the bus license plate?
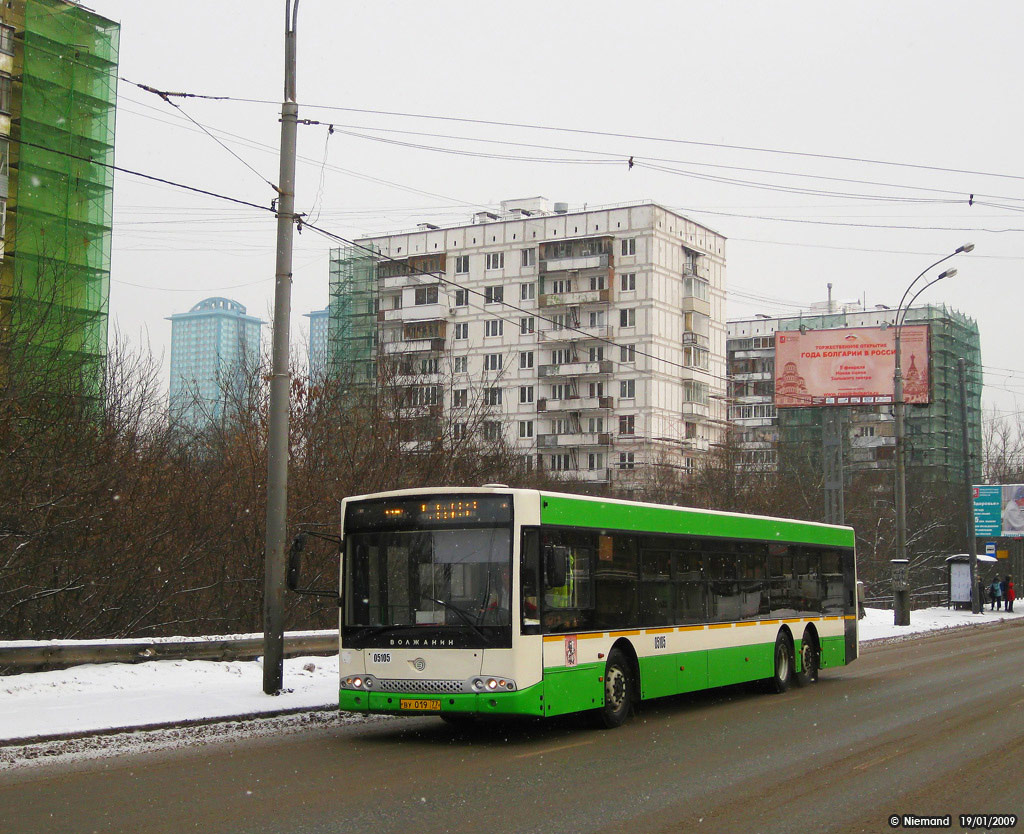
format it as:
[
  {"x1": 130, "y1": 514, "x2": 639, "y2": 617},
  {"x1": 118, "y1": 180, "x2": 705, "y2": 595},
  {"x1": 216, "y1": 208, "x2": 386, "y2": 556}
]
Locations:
[{"x1": 400, "y1": 699, "x2": 441, "y2": 711}]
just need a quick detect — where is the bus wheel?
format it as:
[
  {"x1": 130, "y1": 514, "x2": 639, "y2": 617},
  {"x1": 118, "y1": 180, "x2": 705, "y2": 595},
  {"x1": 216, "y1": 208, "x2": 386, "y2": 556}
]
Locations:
[
  {"x1": 795, "y1": 630, "x2": 819, "y2": 687},
  {"x1": 596, "y1": 649, "x2": 633, "y2": 728},
  {"x1": 771, "y1": 631, "x2": 794, "y2": 693}
]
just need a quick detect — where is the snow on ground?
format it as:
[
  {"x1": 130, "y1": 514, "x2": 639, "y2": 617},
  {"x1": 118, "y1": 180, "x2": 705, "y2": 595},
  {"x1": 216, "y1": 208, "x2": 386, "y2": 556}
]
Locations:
[
  {"x1": 0, "y1": 652, "x2": 341, "y2": 744},
  {"x1": 1, "y1": 606, "x2": 1020, "y2": 754}
]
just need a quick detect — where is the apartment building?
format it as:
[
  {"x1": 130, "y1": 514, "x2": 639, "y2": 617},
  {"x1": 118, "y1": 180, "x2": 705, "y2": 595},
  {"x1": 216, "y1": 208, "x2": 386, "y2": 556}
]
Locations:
[
  {"x1": 0, "y1": 0, "x2": 118, "y2": 380},
  {"x1": 167, "y1": 297, "x2": 263, "y2": 430},
  {"x1": 727, "y1": 303, "x2": 982, "y2": 482},
  {"x1": 305, "y1": 305, "x2": 329, "y2": 381},
  {"x1": 330, "y1": 198, "x2": 728, "y2": 484}
]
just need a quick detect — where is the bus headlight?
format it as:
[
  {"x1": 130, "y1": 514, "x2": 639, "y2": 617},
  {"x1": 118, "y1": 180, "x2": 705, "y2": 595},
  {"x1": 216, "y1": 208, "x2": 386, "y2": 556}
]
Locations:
[{"x1": 469, "y1": 677, "x2": 517, "y2": 692}]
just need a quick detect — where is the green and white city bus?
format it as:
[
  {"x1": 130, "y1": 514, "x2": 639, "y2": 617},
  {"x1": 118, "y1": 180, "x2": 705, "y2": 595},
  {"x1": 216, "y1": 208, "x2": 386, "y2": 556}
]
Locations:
[{"x1": 324, "y1": 486, "x2": 857, "y2": 728}]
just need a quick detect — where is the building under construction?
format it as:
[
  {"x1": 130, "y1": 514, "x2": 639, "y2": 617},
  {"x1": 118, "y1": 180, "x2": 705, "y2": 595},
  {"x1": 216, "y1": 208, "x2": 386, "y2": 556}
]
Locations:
[
  {"x1": 0, "y1": 0, "x2": 118, "y2": 380},
  {"x1": 327, "y1": 245, "x2": 378, "y2": 384},
  {"x1": 727, "y1": 303, "x2": 983, "y2": 485}
]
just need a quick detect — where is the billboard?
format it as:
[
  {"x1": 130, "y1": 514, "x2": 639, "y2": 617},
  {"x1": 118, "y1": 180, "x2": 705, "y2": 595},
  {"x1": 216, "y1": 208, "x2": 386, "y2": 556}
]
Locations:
[
  {"x1": 973, "y1": 484, "x2": 1024, "y2": 539},
  {"x1": 774, "y1": 325, "x2": 930, "y2": 408}
]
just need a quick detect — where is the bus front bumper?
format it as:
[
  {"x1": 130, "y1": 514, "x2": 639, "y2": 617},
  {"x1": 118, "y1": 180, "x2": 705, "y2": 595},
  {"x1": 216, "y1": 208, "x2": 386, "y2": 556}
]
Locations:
[{"x1": 339, "y1": 682, "x2": 546, "y2": 717}]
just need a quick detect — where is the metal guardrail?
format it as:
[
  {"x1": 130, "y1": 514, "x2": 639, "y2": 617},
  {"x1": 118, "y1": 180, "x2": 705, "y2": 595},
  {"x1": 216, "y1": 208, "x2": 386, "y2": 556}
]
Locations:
[{"x1": 0, "y1": 632, "x2": 338, "y2": 673}]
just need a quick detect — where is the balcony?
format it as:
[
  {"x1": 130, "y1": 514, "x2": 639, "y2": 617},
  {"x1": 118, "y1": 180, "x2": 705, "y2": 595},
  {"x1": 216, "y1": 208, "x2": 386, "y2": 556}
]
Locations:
[
  {"x1": 539, "y1": 360, "x2": 613, "y2": 378},
  {"x1": 537, "y1": 432, "x2": 612, "y2": 448},
  {"x1": 681, "y1": 401, "x2": 710, "y2": 418},
  {"x1": 381, "y1": 273, "x2": 441, "y2": 290},
  {"x1": 682, "y1": 331, "x2": 710, "y2": 348},
  {"x1": 542, "y1": 324, "x2": 613, "y2": 342},
  {"x1": 538, "y1": 395, "x2": 614, "y2": 412},
  {"x1": 539, "y1": 288, "x2": 611, "y2": 308},
  {"x1": 381, "y1": 338, "x2": 445, "y2": 355},
  {"x1": 541, "y1": 252, "x2": 610, "y2": 273},
  {"x1": 380, "y1": 302, "x2": 448, "y2": 323},
  {"x1": 681, "y1": 296, "x2": 711, "y2": 316}
]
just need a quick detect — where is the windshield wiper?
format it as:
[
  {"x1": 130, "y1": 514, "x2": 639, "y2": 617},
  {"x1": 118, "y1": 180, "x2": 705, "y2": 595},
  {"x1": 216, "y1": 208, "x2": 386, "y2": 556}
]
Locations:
[{"x1": 426, "y1": 597, "x2": 492, "y2": 645}]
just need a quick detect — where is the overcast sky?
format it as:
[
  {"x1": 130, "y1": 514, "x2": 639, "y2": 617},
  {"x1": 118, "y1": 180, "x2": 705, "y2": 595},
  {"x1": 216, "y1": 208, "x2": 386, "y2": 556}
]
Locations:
[{"x1": 89, "y1": 0, "x2": 1024, "y2": 417}]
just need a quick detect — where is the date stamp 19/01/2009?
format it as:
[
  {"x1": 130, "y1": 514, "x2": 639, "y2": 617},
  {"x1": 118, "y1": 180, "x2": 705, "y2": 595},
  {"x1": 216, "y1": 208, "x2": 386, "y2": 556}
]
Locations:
[{"x1": 888, "y1": 814, "x2": 1017, "y2": 830}]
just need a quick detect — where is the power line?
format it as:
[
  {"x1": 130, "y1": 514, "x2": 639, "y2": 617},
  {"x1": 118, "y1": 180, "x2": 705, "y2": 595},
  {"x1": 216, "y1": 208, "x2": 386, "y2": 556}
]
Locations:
[{"x1": 116, "y1": 84, "x2": 1024, "y2": 185}]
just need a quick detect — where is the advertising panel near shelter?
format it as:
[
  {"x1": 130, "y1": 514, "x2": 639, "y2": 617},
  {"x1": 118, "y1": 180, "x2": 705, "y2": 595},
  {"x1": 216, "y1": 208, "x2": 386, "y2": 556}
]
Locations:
[
  {"x1": 973, "y1": 484, "x2": 1024, "y2": 539},
  {"x1": 774, "y1": 325, "x2": 930, "y2": 408}
]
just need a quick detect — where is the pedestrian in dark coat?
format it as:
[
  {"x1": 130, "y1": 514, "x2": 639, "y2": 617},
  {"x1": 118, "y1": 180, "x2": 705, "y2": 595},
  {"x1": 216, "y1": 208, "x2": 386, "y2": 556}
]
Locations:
[{"x1": 990, "y1": 578, "x2": 1003, "y2": 611}]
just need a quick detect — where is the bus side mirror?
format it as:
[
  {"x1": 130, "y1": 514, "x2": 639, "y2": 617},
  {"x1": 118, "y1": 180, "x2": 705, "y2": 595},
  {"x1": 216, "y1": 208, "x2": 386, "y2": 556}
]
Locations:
[
  {"x1": 544, "y1": 545, "x2": 568, "y2": 589},
  {"x1": 286, "y1": 532, "x2": 307, "y2": 592}
]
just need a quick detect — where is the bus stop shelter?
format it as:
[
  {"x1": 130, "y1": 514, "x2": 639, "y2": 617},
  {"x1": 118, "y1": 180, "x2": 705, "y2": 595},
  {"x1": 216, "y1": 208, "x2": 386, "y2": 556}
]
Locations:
[{"x1": 946, "y1": 553, "x2": 998, "y2": 609}]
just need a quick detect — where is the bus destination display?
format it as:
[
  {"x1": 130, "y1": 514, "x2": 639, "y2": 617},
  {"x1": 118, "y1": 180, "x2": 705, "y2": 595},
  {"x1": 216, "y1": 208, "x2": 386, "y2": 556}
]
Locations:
[{"x1": 346, "y1": 494, "x2": 512, "y2": 531}]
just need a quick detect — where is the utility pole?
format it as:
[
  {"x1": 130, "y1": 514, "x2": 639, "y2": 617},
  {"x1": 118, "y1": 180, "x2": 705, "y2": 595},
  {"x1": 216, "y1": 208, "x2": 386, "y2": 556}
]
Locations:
[
  {"x1": 959, "y1": 358, "x2": 980, "y2": 614},
  {"x1": 263, "y1": 0, "x2": 299, "y2": 695}
]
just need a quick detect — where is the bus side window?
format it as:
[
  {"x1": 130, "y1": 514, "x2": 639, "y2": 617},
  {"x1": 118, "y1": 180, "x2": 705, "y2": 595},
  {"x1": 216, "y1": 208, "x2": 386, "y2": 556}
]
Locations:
[{"x1": 541, "y1": 538, "x2": 594, "y2": 632}]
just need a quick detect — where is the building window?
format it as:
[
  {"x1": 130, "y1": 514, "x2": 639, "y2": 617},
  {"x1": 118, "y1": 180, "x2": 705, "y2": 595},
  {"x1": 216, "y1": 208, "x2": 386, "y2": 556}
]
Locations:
[
  {"x1": 520, "y1": 282, "x2": 535, "y2": 301},
  {"x1": 620, "y1": 344, "x2": 635, "y2": 363},
  {"x1": 551, "y1": 347, "x2": 572, "y2": 365},
  {"x1": 519, "y1": 386, "x2": 534, "y2": 404},
  {"x1": 420, "y1": 357, "x2": 439, "y2": 375},
  {"x1": 588, "y1": 453, "x2": 604, "y2": 471},
  {"x1": 588, "y1": 381, "x2": 604, "y2": 398},
  {"x1": 452, "y1": 389, "x2": 468, "y2": 407},
  {"x1": 520, "y1": 317, "x2": 535, "y2": 335},
  {"x1": 588, "y1": 346, "x2": 604, "y2": 362},
  {"x1": 620, "y1": 308, "x2": 636, "y2": 328},
  {"x1": 454, "y1": 322, "x2": 468, "y2": 340},
  {"x1": 550, "y1": 383, "x2": 568, "y2": 400},
  {"x1": 484, "y1": 353, "x2": 503, "y2": 371},
  {"x1": 0, "y1": 26, "x2": 14, "y2": 56},
  {"x1": 619, "y1": 415, "x2": 635, "y2": 435},
  {"x1": 485, "y1": 252, "x2": 505, "y2": 270},
  {"x1": 683, "y1": 276, "x2": 710, "y2": 300},
  {"x1": 485, "y1": 387, "x2": 503, "y2": 406},
  {"x1": 589, "y1": 311, "x2": 605, "y2": 328},
  {"x1": 485, "y1": 319, "x2": 503, "y2": 337},
  {"x1": 453, "y1": 356, "x2": 468, "y2": 373},
  {"x1": 621, "y1": 238, "x2": 636, "y2": 256},
  {"x1": 589, "y1": 275, "x2": 606, "y2": 291},
  {"x1": 483, "y1": 421, "x2": 502, "y2": 442},
  {"x1": 620, "y1": 273, "x2": 636, "y2": 291},
  {"x1": 521, "y1": 248, "x2": 536, "y2": 267},
  {"x1": 683, "y1": 345, "x2": 709, "y2": 369},
  {"x1": 588, "y1": 416, "x2": 604, "y2": 433},
  {"x1": 550, "y1": 453, "x2": 572, "y2": 471},
  {"x1": 683, "y1": 380, "x2": 709, "y2": 405},
  {"x1": 455, "y1": 255, "x2": 470, "y2": 274},
  {"x1": 617, "y1": 452, "x2": 635, "y2": 470},
  {"x1": 454, "y1": 289, "x2": 468, "y2": 307},
  {"x1": 620, "y1": 379, "x2": 636, "y2": 399},
  {"x1": 519, "y1": 420, "x2": 534, "y2": 439},
  {"x1": 485, "y1": 285, "x2": 504, "y2": 304},
  {"x1": 453, "y1": 423, "x2": 468, "y2": 441},
  {"x1": 414, "y1": 286, "x2": 438, "y2": 306},
  {"x1": 0, "y1": 74, "x2": 12, "y2": 114},
  {"x1": 549, "y1": 278, "x2": 570, "y2": 294},
  {"x1": 519, "y1": 351, "x2": 534, "y2": 370}
]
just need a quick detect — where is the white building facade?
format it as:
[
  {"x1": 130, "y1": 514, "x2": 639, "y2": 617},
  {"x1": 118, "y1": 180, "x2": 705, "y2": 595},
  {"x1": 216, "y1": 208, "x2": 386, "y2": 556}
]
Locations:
[{"x1": 348, "y1": 199, "x2": 728, "y2": 484}]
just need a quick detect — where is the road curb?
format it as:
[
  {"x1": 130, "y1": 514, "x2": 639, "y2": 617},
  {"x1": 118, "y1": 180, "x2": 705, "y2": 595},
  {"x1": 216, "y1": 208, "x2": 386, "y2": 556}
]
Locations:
[{"x1": 0, "y1": 704, "x2": 339, "y2": 749}]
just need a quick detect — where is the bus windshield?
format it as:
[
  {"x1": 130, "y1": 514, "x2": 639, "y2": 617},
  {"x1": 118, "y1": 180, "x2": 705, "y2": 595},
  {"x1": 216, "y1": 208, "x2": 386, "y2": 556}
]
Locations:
[{"x1": 345, "y1": 528, "x2": 512, "y2": 630}]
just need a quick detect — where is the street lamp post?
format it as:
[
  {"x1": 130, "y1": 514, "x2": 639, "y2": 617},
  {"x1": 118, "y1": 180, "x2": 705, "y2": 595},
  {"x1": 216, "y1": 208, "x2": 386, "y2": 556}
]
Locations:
[{"x1": 892, "y1": 244, "x2": 974, "y2": 626}]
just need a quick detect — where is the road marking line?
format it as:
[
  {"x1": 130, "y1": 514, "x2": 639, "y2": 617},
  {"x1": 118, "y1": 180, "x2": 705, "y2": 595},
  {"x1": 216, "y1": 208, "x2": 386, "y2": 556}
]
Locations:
[{"x1": 514, "y1": 739, "x2": 593, "y2": 759}]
